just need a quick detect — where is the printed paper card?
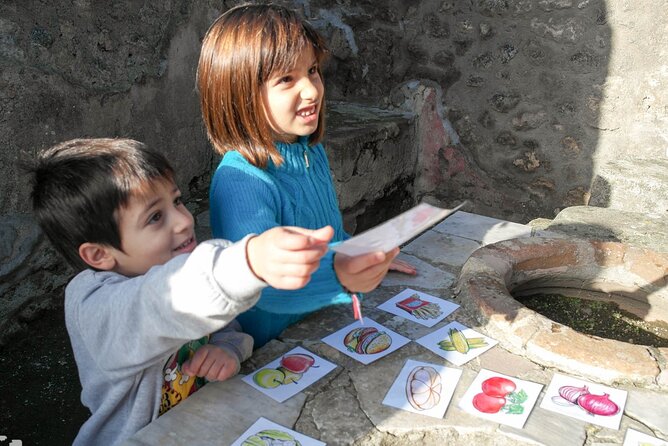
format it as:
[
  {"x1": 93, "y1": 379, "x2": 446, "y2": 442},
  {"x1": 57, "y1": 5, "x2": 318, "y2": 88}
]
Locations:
[
  {"x1": 230, "y1": 417, "x2": 326, "y2": 446},
  {"x1": 242, "y1": 346, "x2": 337, "y2": 403},
  {"x1": 458, "y1": 369, "x2": 543, "y2": 429},
  {"x1": 331, "y1": 202, "x2": 467, "y2": 257},
  {"x1": 623, "y1": 428, "x2": 668, "y2": 446},
  {"x1": 416, "y1": 321, "x2": 497, "y2": 366},
  {"x1": 321, "y1": 318, "x2": 411, "y2": 365},
  {"x1": 382, "y1": 359, "x2": 462, "y2": 419},
  {"x1": 377, "y1": 288, "x2": 459, "y2": 327},
  {"x1": 539, "y1": 373, "x2": 627, "y2": 430}
]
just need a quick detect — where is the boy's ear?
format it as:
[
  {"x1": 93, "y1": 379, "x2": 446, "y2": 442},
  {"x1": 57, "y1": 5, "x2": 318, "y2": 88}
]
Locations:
[{"x1": 78, "y1": 242, "x2": 117, "y2": 271}]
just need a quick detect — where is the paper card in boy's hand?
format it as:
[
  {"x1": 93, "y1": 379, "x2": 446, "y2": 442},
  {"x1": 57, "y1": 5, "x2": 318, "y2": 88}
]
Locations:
[
  {"x1": 242, "y1": 346, "x2": 336, "y2": 403},
  {"x1": 458, "y1": 369, "x2": 543, "y2": 429},
  {"x1": 539, "y1": 373, "x2": 627, "y2": 430},
  {"x1": 377, "y1": 288, "x2": 459, "y2": 327},
  {"x1": 382, "y1": 359, "x2": 462, "y2": 419},
  {"x1": 622, "y1": 428, "x2": 668, "y2": 446},
  {"x1": 321, "y1": 318, "x2": 410, "y2": 365},
  {"x1": 230, "y1": 417, "x2": 326, "y2": 446},
  {"x1": 416, "y1": 321, "x2": 497, "y2": 365},
  {"x1": 331, "y1": 202, "x2": 467, "y2": 257}
]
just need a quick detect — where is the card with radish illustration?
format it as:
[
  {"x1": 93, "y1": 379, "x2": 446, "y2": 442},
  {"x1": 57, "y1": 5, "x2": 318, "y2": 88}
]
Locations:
[
  {"x1": 230, "y1": 417, "x2": 326, "y2": 446},
  {"x1": 622, "y1": 428, "x2": 668, "y2": 446},
  {"x1": 539, "y1": 373, "x2": 627, "y2": 430},
  {"x1": 382, "y1": 359, "x2": 462, "y2": 419},
  {"x1": 458, "y1": 369, "x2": 543, "y2": 429},
  {"x1": 321, "y1": 318, "x2": 411, "y2": 365},
  {"x1": 377, "y1": 288, "x2": 459, "y2": 327},
  {"x1": 416, "y1": 321, "x2": 497, "y2": 366},
  {"x1": 242, "y1": 346, "x2": 337, "y2": 403}
]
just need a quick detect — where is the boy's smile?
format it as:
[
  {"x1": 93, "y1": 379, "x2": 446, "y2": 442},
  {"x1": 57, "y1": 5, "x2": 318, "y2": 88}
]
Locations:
[
  {"x1": 261, "y1": 46, "x2": 323, "y2": 142},
  {"x1": 109, "y1": 179, "x2": 196, "y2": 276}
]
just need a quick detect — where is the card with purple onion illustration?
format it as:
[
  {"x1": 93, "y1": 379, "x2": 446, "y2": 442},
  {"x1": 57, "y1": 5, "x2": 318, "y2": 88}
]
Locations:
[
  {"x1": 539, "y1": 373, "x2": 627, "y2": 429},
  {"x1": 458, "y1": 369, "x2": 543, "y2": 429},
  {"x1": 382, "y1": 359, "x2": 462, "y2": 419},
  {"x1": 242, "y1": 346, "x2": 336, "y2": 403},
  {"x1": 321, "y1": 318, "x2": 410, "y2": 365},
  {"x1": 416, "y1": 321, "x2": 497, "y2": 366},
  {"x1": 377, "y1": 288, "x2": 459, "y2": 327},
  {"x1": 230, "y1": 417, "x2": 326, "y2": 446}
]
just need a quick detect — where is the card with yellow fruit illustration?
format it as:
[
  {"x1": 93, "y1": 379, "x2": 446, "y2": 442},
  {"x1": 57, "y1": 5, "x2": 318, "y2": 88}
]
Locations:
[
  {"x1": 416, "y1": 321, "x2": 497, "y2": 366},
  {"x1": 243, "y1": 346, "x2": 337, "y2": 403}
]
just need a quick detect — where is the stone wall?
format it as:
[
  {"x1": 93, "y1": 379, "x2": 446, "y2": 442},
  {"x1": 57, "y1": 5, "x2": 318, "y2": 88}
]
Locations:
[{"x1": 1, "y1": 0, "x2": 666, "y2": 338}]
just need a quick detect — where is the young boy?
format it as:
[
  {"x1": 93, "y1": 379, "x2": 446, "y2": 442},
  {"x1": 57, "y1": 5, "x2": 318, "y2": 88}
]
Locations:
[{"x1": 29, "y1": 138, "x2": 333, "y2": 446}]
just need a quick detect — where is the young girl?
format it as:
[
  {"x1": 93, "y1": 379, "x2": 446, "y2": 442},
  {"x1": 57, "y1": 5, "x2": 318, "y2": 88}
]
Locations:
[{"x1": 197, "y1": 3, "x2": 415, "y2": 347}]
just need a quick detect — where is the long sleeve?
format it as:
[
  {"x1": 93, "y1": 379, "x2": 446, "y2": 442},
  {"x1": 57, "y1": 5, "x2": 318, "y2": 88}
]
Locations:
[{"x1": 209, "y1": 143, "x2": 351, "y2": 315}]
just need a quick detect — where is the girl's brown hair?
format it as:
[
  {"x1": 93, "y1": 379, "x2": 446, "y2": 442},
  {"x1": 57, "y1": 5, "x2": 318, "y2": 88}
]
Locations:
[{"x1": 197, "y1": 3, "x2": 329, "y2": 168}]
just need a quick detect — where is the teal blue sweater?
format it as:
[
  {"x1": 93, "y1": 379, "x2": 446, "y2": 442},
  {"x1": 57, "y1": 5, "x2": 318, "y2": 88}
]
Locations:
[{"x1": 209, "y1": 137, "x2": 351, "y2": 344}]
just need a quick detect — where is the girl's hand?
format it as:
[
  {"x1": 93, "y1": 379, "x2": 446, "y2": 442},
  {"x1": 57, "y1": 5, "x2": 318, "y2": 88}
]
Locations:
[
  {"x1": 334, "y1": 247, "x2": 400, "y2": 293},
  {"x1": 389, "y1": 258, "x2": 417, "y2": 275},
  {"x1": 181, "y1": 345, "x2": 239, "y2": 382},
  {"x1": 247, "y1": 225, "x2": 333, "y2": 290}
]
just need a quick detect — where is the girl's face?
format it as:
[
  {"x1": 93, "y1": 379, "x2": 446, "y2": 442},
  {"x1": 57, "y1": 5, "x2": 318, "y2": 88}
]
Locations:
[{"x1": 261, "y1": 46, "x2": 323, "y2": 143}]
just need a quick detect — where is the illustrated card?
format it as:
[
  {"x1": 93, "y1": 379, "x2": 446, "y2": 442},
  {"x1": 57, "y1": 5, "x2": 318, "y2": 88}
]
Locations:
[
  {"x1": 382, "y1": 358, "x2": 462, "y2": 419},
  {"x1": 623, "y1": 428, "x2": 668, "y2": 446},
  {"x1": 230, "y1": 417, "x2": 326, "y2": 446},
  {"x1": 331, "y1": 202, "x2": 467, "y2": 257},
  {"x1": 539, "y1": 373, "x2": 627, "y2": 430},
  {"x1": 242, "y1": 346, "x2": 337, "y2": 403},
  {"x1": 377, "y1": 288, "x2": 459, "y2": 327},
  {"x1": 321, "y1": 318, "x2": 410, "y2": 365},
  {"x1": 458, "y1": 368, "x2": 543, "y2": 429},
  {"x1": 416, "y1": 321, "x2": 497, "y2": 366}
]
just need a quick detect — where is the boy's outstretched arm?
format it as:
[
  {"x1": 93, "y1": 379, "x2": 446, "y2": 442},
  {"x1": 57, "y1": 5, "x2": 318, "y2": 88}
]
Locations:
[{"x1": 246, "y1": 225, "x2": 334, "y2": 290}]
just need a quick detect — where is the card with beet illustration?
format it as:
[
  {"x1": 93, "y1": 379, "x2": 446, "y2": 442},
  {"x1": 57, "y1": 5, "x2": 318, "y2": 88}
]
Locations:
[
  {"x1": 230, "y1": 417, "x2": 326, "y2": 446},
  {"x1": 321, "y1": 318, "x2": 411, "y2": 365},
  {"x1": 377, "y1": 288, "x2": 459, "y2": 327},
  {"x1": 416, "y1": 321, "x2": 497, "y2": 366},
  {"x1": 242, "y1": 346, "x2": 337, "y2": 403},
  {"x1": 539, "y1": 373, "x2": 627, "y2": 429},
  {"x1": 382, "y1": 359, "x2": 462, "y2": 419},
  {"x1": 458, "y1": 369, "x2": 543, "y2": 429}
]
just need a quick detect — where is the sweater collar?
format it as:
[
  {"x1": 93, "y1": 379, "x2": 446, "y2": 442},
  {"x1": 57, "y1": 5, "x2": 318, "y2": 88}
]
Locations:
[{"x1": 270, "y1": 136, "x2": 312, "y2": 174}]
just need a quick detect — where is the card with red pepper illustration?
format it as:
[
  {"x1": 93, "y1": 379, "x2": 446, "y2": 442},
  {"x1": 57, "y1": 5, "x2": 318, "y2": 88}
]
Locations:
[
  {"x1": 458, "y1": 369, "x2": 543, "y2": 428},
  {"x1": 377, "y1": 288, "x2": 459, "y2": 328},
  {"x1": 539, "y1": 373, "x2": 627, "y2": 430}
]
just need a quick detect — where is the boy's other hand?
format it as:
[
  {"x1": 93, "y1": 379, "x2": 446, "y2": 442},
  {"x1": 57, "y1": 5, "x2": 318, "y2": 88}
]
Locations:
[
  {"x1": 334, "y1": 247, "x2": 400, "y2": 293},
  {"x1": 181, "y1": 344, "x2": 240, "y2": 382},
  {"x1": 247, "y1": 225, "x2": 333, "y2": 289}
]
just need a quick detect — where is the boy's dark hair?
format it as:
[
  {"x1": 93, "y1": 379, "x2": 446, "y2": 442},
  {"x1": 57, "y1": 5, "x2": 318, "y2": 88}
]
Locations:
[{"x1": 29, "y1": 138, "x2": 175, "y2": 270}]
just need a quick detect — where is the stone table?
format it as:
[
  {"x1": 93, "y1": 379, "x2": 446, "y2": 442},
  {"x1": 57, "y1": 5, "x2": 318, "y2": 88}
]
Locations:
[{"x1": 124, "y1": 210, "x2": 668, "y2": 446}]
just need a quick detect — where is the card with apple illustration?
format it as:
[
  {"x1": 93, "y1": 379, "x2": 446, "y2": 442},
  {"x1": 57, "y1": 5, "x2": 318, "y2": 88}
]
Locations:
[
  {"x1": 458, "y1": 369, "x2": 543, "y2": 429},
  {"x1": 242, "y1": 346, "x2": 337, "y2": 403}
]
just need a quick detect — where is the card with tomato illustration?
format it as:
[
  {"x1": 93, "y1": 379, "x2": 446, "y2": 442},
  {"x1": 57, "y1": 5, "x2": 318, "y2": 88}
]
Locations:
[
  {"x1": 377, "y1": 288, "x2": 459, "y2": 327},
  {"x1": 242, "y1": 346, "x2": 337, "y2": 403},
  {"x1": 539, "y1": 373, "x2": 627, "y2": 430},
  {"x1": 382, "y1": 359, "x2": 462, "y2": 419},
  {"x1": 416, "y1": 321, "x2": 497, "y2": 366},
  {"x1": 458, "y1": 369, "x2": 543, "y2": 429},
  {"x1": 230, "y1": 417, "x2": 326, "y2": 446},
  {"x1": 321, "y1": 318, "x2": 411, "y2": 365},
  {"x1": 622, "y1": 428, "x2": 668, "y2": 446}
]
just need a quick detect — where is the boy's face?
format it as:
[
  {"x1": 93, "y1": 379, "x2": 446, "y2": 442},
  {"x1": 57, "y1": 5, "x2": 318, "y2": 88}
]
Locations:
[
  {"x1": 261, "y1": 46, "x2": 323, "y2": 142},
  {"x1": 109, "y1": 179, "x2": 196, "y2": 277}
]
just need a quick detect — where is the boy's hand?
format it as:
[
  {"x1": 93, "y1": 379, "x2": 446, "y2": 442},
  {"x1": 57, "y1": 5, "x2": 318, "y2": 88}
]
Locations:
[
  {"x1": 181, "y1": 344, "x2": 240, "y2": 382},
  {"x1": 334, "y1": 247, "x2": 400, "y2": 293},
  {"x1": 247, "y1": 225, "x2": 333, "y2": 290},
  {"x1": 389, "y1": 258, "x2": 417, "y2": 275}
]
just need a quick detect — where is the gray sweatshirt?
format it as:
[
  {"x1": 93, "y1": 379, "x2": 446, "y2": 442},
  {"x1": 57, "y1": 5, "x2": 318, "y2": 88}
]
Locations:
[{"x1": 65, "y1": 237, "x2": 265, "y2": 446}]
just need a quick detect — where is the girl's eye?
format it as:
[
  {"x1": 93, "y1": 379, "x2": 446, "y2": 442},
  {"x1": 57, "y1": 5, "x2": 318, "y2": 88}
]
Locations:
[
  {"x1": 174, "y1": 196, "x2": 183, "y2": 207},
  {"x1": 148, "y1": 211, "x2": 162, "y2": 224},
  {"x1": 279, "y1": 75, "x2": 293, "y2": 84},
  {"x1": 309, "y1": 66, "x2": 318, "y2": 75}
]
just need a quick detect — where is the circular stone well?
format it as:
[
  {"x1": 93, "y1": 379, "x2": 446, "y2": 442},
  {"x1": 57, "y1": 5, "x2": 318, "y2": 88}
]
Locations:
[{"x1": 455, "y1": 237, "x2": 668, "y2": 389}]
